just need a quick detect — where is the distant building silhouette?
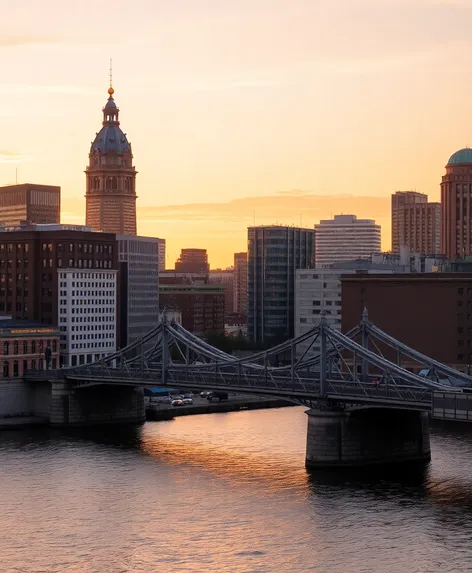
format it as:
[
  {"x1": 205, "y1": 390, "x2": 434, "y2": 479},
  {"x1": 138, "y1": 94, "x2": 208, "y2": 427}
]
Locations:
[{"x1": 175, "y1": 248, "x2": 209, "y2": 274}]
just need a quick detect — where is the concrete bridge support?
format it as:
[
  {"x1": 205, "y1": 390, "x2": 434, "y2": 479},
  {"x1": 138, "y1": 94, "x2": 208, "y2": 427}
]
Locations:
[
  {"x1": 50, "y1": 381, "x2": 145, "y2": 427},
  {"x1": 305, "y1": 407, "x2": 431, "y2": 469}
]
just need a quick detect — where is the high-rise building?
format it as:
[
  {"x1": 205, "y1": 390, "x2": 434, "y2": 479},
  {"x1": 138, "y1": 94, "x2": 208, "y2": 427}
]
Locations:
[
  {"x1": 441, "y1": 148, "x2": 472, "y2": 259},
  {"x1": 85, "y1": 84, "x2": 137, "y2": 235},
  {"x1": 209, "y1": 269, "x2": 234, "y2": 318},
  {"x1": 175, "y1": 249, "x2": 209, "y2": 273},
  {"x1": 391, "y1": 191, "x2": 440, "y2": 254},
  {"x1": 117, "y1": 235, "x2": 160, "y2": 348},
  {"x1": 315, "y1": 215, "x2": 381, "y2": 266},
  {"x1": 157, "y1": 238, "x2": 166, "y2": 272},
  {"x1": 0, "y1": 184, "x2": 60, "y2": 226},
  {"x1": 233, "y1": 252, "x2": 248, "y2": 317},
  {"x1": 248, "y1": 225, "x2": 315, "y2": 344},
  {"x1": 59, "y1": 268, "x2": 117, "y2": 366}
]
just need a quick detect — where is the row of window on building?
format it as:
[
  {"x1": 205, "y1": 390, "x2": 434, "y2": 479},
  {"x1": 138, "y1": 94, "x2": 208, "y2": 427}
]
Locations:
[{"x1": 3, "y1": 340, "x2": 57, "y2": 355}]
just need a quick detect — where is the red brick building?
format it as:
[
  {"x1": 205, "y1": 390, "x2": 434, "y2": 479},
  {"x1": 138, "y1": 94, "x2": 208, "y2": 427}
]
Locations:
[
  {"x1": 0, "y1": 226, "x2": 117, "y2": 326},
  {"x1": 159, "y1": 278, "x2": 225, "y2": 336},
  {"x1": 341, "y1": 273, "x2": 472, "y2": 370},
  {"x1": 0, "y1": 318, "x2": 60, "y2": 376}
]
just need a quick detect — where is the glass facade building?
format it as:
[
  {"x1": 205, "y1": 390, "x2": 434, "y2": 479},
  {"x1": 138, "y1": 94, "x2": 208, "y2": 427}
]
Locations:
[{"x1": 248, "y1": 226, "x2": 315, "y2": 345}]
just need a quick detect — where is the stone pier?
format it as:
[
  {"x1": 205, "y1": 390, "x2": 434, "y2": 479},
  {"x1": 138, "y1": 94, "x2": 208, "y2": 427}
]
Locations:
[
  {"x1": 50, "y1": 381, "x2": 145, "y2": 427},
  {"x1": 305, "y1": 407, "x2": 431, "y2": 469}
]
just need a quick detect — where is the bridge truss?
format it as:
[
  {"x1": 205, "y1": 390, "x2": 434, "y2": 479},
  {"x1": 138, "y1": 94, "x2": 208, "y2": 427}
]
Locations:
[{"x1": 64, "y1": 309, "x2": 472, "y2": 409}]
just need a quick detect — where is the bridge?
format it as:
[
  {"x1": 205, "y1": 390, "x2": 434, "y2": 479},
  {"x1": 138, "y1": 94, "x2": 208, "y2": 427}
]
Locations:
[{"x1": 26, "y1": 309, "x2": 472, "y2": 469}]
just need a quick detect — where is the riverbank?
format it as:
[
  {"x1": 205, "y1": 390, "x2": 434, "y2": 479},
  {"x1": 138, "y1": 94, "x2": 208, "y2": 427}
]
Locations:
[
  {"x1": 0, "y1": 416, "x2": 49, "y2": 430},
  {"x1": 146, "y1": 395, "x2": 295, "y2": 421}
]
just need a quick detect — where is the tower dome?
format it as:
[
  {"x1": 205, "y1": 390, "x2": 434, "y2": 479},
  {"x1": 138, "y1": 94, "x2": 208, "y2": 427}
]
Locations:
[
  {"x1": 89, "y1": 92, "x2": 132, "y2": 155},
  {"x1": 85, "y1": 83, "x2": 137, "y2": 236},
  {"x1": 447, "y1": 148, "x2": 472, "y2": 166}
]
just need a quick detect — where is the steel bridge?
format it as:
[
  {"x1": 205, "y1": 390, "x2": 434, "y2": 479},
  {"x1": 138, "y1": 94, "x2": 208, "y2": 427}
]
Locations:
[{"x1": 49, "y1": 309, "x2": 472, "y2": 418}]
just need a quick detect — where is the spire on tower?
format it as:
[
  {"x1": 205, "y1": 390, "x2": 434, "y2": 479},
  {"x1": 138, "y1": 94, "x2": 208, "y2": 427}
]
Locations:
[{"x1": 108, "y1": 58, "x2": 114, "y2": 96}]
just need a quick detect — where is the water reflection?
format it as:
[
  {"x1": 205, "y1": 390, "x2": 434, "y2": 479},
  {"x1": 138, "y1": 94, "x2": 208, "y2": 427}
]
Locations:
[{"x1": 2, "y1": 409, "x2": 472, "y2": 572}]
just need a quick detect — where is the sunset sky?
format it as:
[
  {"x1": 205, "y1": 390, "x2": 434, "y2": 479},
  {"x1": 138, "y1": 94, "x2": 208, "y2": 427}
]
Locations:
[{"x1": 1, "y1": 0, "x2": 471, "y2": 268}]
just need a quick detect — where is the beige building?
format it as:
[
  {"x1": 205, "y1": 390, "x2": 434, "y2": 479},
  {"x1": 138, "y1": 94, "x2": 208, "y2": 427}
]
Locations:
[
  {"x1": 233, "y1": 252, "x2": 248, "y2": 316},
  {"x1": 0, "y1": 184, "x2": 60, "y2": 226},
  {"x1": 391, "y1": 191, "x2": 440, "y2": 255}
]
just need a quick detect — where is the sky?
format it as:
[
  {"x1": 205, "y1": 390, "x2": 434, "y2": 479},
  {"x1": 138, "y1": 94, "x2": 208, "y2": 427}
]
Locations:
[{"x1": 1, "y1": 0, "x2": 472, "y2": 268}]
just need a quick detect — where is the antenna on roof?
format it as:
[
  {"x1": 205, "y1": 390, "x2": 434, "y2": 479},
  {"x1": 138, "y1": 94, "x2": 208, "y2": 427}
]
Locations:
[{"x1": 109, "y1": 58, "x2": 113, "y2": 90}]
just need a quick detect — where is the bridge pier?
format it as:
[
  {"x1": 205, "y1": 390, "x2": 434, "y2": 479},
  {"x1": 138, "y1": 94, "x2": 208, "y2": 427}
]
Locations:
[
  {"x1": 50, "y1": 381, "x2": 145, "y2": 427},
  {"x1": 305, "y1": 407, "x2": 431, "y2": 469}
]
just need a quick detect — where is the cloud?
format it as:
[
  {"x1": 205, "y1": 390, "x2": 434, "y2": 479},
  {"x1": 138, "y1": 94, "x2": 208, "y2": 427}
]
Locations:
[
  {"x1": 276, "y1": 189, "x2": 310, "y2": 197},
  {"x1": 0, "y1": 37, "x2": 56, "y2": 48},
  {"x1": 0, "y1": 151, "x2": 34, "y2": 164}
]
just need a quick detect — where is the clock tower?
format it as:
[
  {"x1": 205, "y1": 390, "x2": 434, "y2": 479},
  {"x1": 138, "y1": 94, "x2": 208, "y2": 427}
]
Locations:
[{"x1": 85, "y1": 83, "x2": 137, "y2": 235}]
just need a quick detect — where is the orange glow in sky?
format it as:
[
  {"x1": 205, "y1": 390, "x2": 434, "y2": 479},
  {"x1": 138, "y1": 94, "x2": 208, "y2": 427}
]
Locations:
[{"x1": 1, "y1": 0, "x2": 471, "y2": 267}]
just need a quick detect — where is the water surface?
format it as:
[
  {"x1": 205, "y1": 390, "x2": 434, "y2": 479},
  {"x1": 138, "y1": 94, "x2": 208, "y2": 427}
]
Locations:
[{"x1": 1, "y1": 407, "x2": 472, "y2": 572}]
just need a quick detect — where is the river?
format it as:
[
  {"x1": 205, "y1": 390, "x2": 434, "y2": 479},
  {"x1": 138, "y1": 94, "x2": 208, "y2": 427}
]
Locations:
[{"x1": 1, "y1": 406, "x2": 472, "y2": 572}]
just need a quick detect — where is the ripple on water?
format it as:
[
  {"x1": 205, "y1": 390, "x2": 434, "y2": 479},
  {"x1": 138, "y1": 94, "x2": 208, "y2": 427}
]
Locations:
[{"x1": 1, "y1": 410, "x2": 472, "y2": 572}]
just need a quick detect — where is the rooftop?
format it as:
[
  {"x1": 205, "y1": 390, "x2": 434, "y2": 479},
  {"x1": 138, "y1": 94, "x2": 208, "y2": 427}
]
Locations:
[{"x1": 447, "y1": 148, "x2": 472, "y2": 165}]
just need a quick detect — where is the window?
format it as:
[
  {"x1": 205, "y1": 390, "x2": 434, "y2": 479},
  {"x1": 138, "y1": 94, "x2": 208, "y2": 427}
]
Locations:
[
  {"x1": 23, "y1": 341, "x2": 28, "y2": 354},
  {"x1": 23, "y1": 360, "x2": 27, "y2": 373},
  {"x1": 31, "y1": 359, "x2": 36, "y2": 371},
  {"x1": 13, "y1": 342, "x2": 18, "y2": 355},
  {"x1": 3, "y1": 342, "x2": 8, "y2": 355},
  {"x1": 13, "y1": 361, "x2": 18, "y2": 377},
  {"x1": 31, "y1": 341, "x2": 36, "y2": 353},
  {"x1": 3, "y1": 361, "x2": 8, "y2": 377},
  {"x1": 52, "y1": 340, "x2": 57, "y2": 352}
]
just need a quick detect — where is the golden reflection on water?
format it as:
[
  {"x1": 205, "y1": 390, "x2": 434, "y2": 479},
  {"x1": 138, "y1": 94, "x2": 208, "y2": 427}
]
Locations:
[{"x1": 141, "y1": 432, "x2": 310, "y2": 494}]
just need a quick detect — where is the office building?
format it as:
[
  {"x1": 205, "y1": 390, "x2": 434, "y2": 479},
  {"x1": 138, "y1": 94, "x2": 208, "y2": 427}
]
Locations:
[
  {"x1": 159, "y1": 278, "x2": 224, "y2": 336},
  {"x1": 233, "y1": 252, "x2": 248, "y2": 317},
  {"x1": 391, "y1": 191, "x2": 440, "y2": 255},
  {"x1": 85, "y1": 84, "x2": 137, "y2": 235},
  {"x1": 248, "y1": 225, "x2": 315, "y2": 344},
  {"x1": 0, "y1": 184, "x2": 60, "y2": 226},
  {"x1": 117, "y1": 235, "x2": 159, "y2": 347},
  {"x1": 0, "y1": 224, "x2": 118, "y2": 326},
  {"x1": 58, "y1": 268, "x2": 117, "y2": 366},
  {"x1": 175, "y1": 248, "x2": 209, "y2": 274},
  {"x1": 209, "y1": 269, "x2": 234, "y2": 317},
  {"x1": 157, "y1": 238, "x2": 166, "y2": 272},
  {"x1": 341, "y1": 273, "x2": 472, "y2": 371},
  {"x1": 315, "y1": 215, "x2": 381, "y2": 266},
  {"x1": 441, "y1": 148, "x2": 472, "y2": 258},
  {"x1": 295, "y1": 262, "x2": 400, "y2": 359}
]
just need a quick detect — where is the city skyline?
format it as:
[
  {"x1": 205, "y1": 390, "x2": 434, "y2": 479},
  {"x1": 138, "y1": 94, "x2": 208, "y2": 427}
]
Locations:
[{"x1": 2, "y1": 0, "x2": 472, "y2": 266}]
